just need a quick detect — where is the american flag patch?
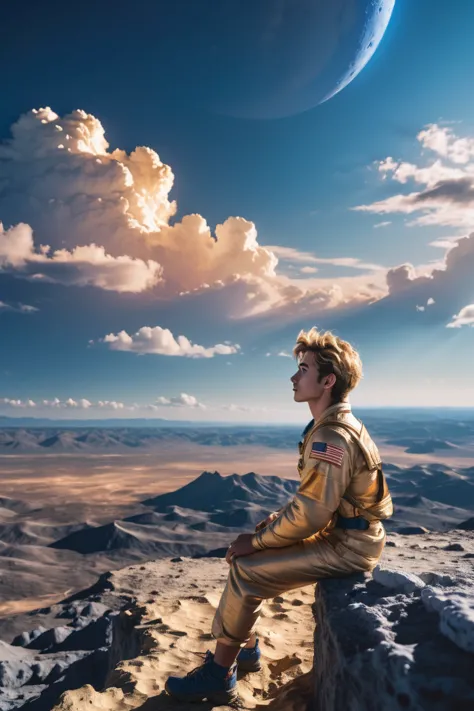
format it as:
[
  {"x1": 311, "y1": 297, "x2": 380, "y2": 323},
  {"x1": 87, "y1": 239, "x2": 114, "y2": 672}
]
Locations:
[{"x1": 309, "y1": 441, "x2": 345, "y2": 467}]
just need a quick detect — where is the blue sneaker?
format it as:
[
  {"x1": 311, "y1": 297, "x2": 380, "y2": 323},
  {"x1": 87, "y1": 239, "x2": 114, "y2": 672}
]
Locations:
[
  {"x1": 237, "y1": 638, "x2": 261, "y2": 672},
  {"x1": 165, "y1": 651, "x2": 239, "y2": 704}
]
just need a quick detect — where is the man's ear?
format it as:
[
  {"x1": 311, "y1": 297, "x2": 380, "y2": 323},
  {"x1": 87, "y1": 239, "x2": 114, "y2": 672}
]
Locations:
[{"x1": 324, "y1": 373, "x2": 336, "y2": 390}]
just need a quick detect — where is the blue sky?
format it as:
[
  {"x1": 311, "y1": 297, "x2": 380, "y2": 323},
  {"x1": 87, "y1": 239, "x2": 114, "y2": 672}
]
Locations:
[{"x1": 1, "y1": 0, "x2": 474, "y2": 423}]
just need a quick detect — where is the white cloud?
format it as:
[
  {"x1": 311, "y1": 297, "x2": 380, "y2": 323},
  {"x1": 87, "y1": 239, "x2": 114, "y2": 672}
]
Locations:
[
  {"x1": 0, "y1": 398, "x2": 36, "y2": 408},
  {"x1": 263, "y1": 350, "x2": 294, "y2": 359},
  {"x1": 267, "y1": 245, "x2": 320, "y2": 264},
  {"x1": 447, "y1": 304, "x2": 474, "y2": 328},
  {"x1": 0, "y1": 300, "x2": 38, "y2": 313},
  {"x1": 429, "y1": 235, "x2": 462, "y2": 249},
  {"x1": 100, "y1": 325, "x2": 240, "y2": 358},
  {"x1": 6, "y1": 398, "x2": 128, "y2": 411},
  {"x1": 0, "y1": 397, "x2": 88, "y2": 409},
  {"x1": 267, "y1": 244, "x2": 383, "y2": 271},
  {"x1": 415, "y1": 296, "x2": 436, "y2": 312},
  {"x1": 354, "y1": 124, "x2": 474, "y2": 229},
  {"x1": 221, "y1": 403, "x2": 267, "y2": 413},
  {"x1": 97, "y1": 400, "x2": 125, "y2": 410},
  {"x1": 418, "y1": 124, "x2": 474, "y2": 164},
  {"x1": 0, "y1": 394, "x2": 203, "y2": 413},
  {"x1": 42, "y1": 398, "x2": 62, "y2": 408},
  {"x1": 152, "y1": 393, "x2": 205, "y2": 409},
  {"x1": 383, "y1": 232, "x2": 474, "y2": 325},
  {"x1": 377, "y1": 156, "x2": 467, "y2": 187},
  {"x1": 0, "y1": 222, "x2": 162, "y2": 293},
  {"x1": 64, "y1": 398, "x2": 92, "y2": 408},
  {"x1": 0, "y1": 394, "x2": 275, "y2": 414},
  {"x1": 373, "y1": 221, "x2": 391, "y2": 229},
  {"x1": 0, "y1": 107, "x2": 388, "y2": 319}
]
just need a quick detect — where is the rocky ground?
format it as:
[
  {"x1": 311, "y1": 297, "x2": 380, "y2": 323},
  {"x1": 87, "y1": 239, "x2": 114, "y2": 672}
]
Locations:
[{"x1": 0, "y1": 529, "x2": 472, "y2": 710}]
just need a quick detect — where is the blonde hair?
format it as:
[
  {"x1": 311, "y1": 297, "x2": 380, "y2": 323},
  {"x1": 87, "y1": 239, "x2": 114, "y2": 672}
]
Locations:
[{"x1": 293, "y1": 327, "x2": 363, "y2": 403}]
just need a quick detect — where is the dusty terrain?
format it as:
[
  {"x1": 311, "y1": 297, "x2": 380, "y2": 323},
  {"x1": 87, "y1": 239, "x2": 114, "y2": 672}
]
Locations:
[
  {"x1": 1, "y1": 530, "x2": 471, "y2": 710},
  {"x1": 0, "y1": 413, "x2": 473, "y2": 708}
]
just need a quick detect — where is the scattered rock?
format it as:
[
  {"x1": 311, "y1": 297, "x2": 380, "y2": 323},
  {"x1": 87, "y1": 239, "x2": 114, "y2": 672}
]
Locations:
[
  {"x1": 313, "y1": 566, "x2": 474, "y2": 710},
  {"x1": 373, "y1": 567, "x2": 426, "y2": 594},
  {"x1": 421, "y1": 586, "x2": 474, "y2": 653},
  {"x1": 397, "y1": 526, "x2": 430, "y2": 535}
]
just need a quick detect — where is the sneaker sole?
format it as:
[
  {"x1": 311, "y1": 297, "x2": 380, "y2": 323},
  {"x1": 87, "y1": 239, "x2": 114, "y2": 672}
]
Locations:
[
  {"x1": 164, "y1": 681, "x2": 240, "y2": 705},
  {"x1": 237, "y1": 659, "x2": 262, "y2": 673}
]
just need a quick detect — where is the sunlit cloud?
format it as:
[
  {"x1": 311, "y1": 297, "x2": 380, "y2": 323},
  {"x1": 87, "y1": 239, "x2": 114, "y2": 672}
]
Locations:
[
  {"x1": 264, "y1": 350, "x2": 294, "y2": 359},
  {"x1": 0, "y1": 300, "x2": 38, "y2": 313},
  {"x1": 0, "y1": 397, "x2": 93, "y2": 409},
  {"x1": 151, "y1": 393, "x2": 205, "y2": 409},
  {"x1": 0, "y1": 395, "x2": 205, "y2": 412},
  {"x1": 97, "y1": 401, "x2": 126, "y2": 410},
  {"x1": 446, "y1": 304, "x2": 474, "y2": 328},
  {"x1": 0, "y1": 395, "x2": 275, "y2": 416},
  {"x1": 221, "y1": 403, "x2": 268, "y2": 413},
  {"x1": 416, "y1": 297, "x2": 435, "y2": 312},
  {"x1": 0, "y1": 222, "x2": 162, "y2": 293},
  {"x1": 99, "y1": 325, "x2": 240, "y2": 358},
  {"x1": 0, "y1": 398, "x2": 37, "y2": 408},
  {"x1": 354, "y1": 123, "x2": 474, "y2": 228},
  {"x1": 418, "y1": 124, "x2": 474, "y2": 164},
  {"x1": 0, "y1": 107, "x2": 391, "y2": 320},
  {"x1": 267, "y1": 244, "x2": 384, "y2": 271}
]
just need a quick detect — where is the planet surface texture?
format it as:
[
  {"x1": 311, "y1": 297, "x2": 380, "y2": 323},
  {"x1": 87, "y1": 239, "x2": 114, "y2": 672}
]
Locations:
[{"x1": 178, "y1": 0, "x2": 396, "y2": 118}]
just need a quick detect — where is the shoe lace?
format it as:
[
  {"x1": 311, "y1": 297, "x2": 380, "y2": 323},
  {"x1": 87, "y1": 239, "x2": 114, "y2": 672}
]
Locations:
[{"x1": 185, "y1": 650, "x2": 213, "y2": 678}]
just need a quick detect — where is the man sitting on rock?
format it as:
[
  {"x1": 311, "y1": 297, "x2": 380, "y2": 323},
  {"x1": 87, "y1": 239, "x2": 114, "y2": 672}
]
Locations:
[{"x1": 165, "y1": 327, "x2": 393, "y2": 705}]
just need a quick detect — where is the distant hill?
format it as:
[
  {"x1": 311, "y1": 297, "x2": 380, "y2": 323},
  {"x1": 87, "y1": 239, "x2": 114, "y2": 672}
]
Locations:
[
  {"x1": 0, "y1": 416, "x2": 172, "y2": 428},
  {"x1": 386, "y1": 437, "x2": 457, "y2": 454},
  {"x1": 1, "y1": 461, "x2": 474, "y2": 643},
  {"x1": 142, "y1": 471, "x2": 298, "y2": 512},
  {"x1": 1, "y1": 410, "x2": 474, "y2": 453},
  {"x1": 387, "y1": 465, "x2": 474, "y2": 509},
  {"x1": 50, "y1": 472, "x2": 299, "y2": 556},
  {"x1": 387, "y1": 493, "x2": 474, "y2": 533},
  {"x1": 0, "y1": 426, "x2": 301, "y2": 452},
  {"x1": 47, "y1": 466, "x2": 474, "y2": 557},
  {"x1": 0, "y1": 416, "x2": 262, "y2": 428},
  {"x1": 0, "y1": 497, "x2": 36, "y2": 515}
]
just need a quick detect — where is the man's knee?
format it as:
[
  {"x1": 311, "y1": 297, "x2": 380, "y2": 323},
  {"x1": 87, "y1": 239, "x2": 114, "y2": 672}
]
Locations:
[
  {"x1": 231, "y1": 556, "x2": 246, "y2": 582},
  {"x1": 232, "y1": 554, "x2": 253, "y2": 579}
]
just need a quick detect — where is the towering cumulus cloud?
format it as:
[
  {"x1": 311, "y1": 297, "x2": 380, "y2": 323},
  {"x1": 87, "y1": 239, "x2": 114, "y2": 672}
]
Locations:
[
  {"x1": 0, "y1": 222, "x2": 162, "y2": 292},
  {"x1": 0, "y1": 107, "x2": 387, "y2": 318}
]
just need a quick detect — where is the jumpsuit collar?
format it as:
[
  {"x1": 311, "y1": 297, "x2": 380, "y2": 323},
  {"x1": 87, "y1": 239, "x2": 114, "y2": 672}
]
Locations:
[{"x1": 302, "y1": 401, "x2": 351, "y2": 438}]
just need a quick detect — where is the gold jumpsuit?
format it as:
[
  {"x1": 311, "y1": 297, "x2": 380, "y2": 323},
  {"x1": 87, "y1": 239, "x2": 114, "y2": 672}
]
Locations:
[{"x1": 212, "y1": 401, "x2": 393, "y2": 646}]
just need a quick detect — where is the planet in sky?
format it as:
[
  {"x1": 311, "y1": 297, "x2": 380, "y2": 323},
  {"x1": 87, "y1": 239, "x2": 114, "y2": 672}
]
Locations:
[{"x1": 174, "y1": 0, "x2": 397, "y2": 119}]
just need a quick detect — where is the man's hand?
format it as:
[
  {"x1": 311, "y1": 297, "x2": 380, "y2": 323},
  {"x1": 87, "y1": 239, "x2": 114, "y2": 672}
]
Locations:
[
  {"x1": 226, "y1": 534, "x2": 256, "y2": 565},
  {"x1": 255, "y1": 511, "x2": 280, "y2": 532}
]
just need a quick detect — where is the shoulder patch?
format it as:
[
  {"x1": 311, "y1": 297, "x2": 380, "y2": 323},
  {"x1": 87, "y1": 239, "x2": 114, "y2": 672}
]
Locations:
[{"x1": 309, "y1": 441, "x2": 345, "y2": 468}]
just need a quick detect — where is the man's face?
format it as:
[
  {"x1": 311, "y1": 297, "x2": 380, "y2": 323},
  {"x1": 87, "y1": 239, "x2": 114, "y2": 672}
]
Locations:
[{"x1": 290, "y1": 351, "x2": 327, "y2": 403}]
